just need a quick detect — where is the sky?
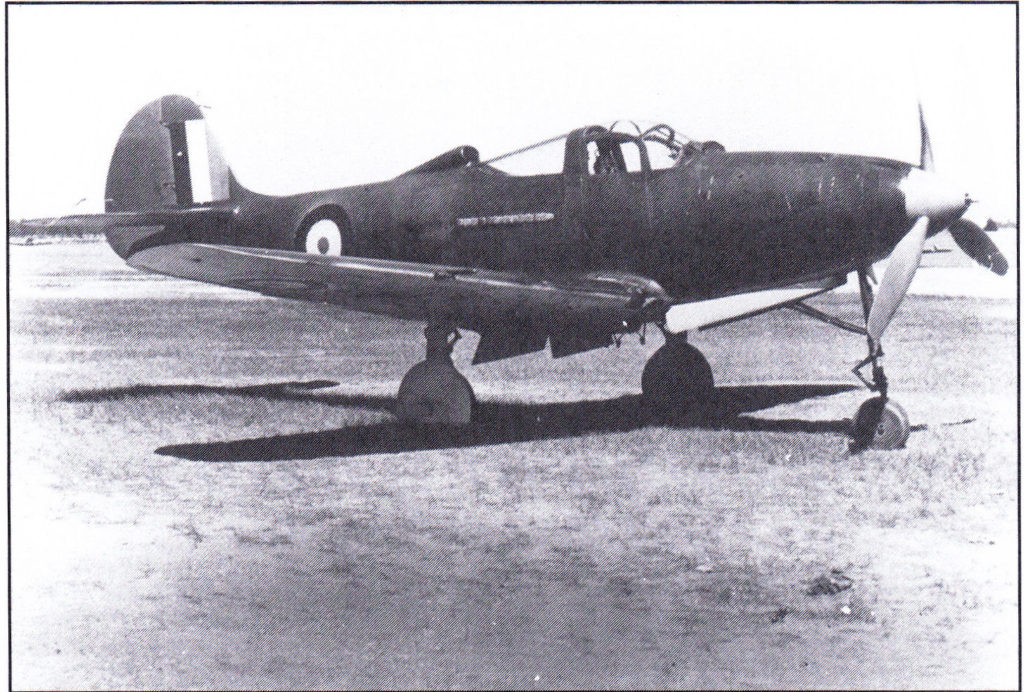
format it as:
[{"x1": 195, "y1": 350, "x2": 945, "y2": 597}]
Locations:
[{"x1": 8, "y1": 4, "x2": 1017, "y2": 221}]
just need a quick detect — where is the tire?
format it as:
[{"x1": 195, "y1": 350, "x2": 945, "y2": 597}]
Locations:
[
  {"x1": 641, "y1": 341, "x2": 715, "y2": 423},
  {"x1": 395, "y1": 360, "x2": 475, "y2": 426},
  {"x1": 851, "y1": 396, "x2": 910, "y2": 450}
]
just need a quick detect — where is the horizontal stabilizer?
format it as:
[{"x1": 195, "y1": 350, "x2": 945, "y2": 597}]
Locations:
[{"x1": 11, "y1": 207, "x2": 236, "y2": 256}]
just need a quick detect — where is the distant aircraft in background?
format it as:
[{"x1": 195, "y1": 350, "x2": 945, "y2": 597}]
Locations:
[{"x1": 25, "y1": 95, "x2": 1007, "y2": 449}]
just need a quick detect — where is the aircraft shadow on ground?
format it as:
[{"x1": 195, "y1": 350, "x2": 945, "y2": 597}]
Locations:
[{"x1": 62, "y1": 379, "x2": 860, "y2": 461}]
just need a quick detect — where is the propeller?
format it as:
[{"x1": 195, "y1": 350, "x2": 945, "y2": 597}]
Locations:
[
  {"x1": 865, "y1": 106, "x2": 1007, "y2": 343},
  {"x1": 918, "y1": 104, "x2": 935, "y2": 173},
  {"x1": 866, "y1": 216, "x2": 928, "y2": 342},
  {"x1": 918, "y1": 99, "x2": 1008, "y2": 276},
  {"x1": 948, "y1": 218, "x2": 1009, "y2": 276}
]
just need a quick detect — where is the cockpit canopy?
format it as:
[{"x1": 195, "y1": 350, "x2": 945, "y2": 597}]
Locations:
[{"x1": 481, "y1": 121, "x2": 725, "y2": 177}]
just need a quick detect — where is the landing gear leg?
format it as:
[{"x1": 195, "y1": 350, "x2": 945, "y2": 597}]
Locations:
[
  {"x1": 641, "y1": 330, "x2": 715, "y2": 423},
  {"x1": 850, "y1": 270, "x2": 910, "y2": 450},
  {"x1": 395, "y1": 324, "x2": 475, "y2": 426}
]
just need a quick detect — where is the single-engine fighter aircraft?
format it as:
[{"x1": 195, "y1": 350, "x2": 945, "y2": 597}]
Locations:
[{"x1": 36, "y1": 95, "x2": 1007, "y2": 449}]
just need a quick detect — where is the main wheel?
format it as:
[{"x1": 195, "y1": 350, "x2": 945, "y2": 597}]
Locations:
[
  {"x1": 395, "y1": 359, "x2": 475, "y2": 426},
  {"x1": 641, "y1": 341, "x2": 715, "y2": 423},
  {"x1": 850, "y1": 396, "x2": 910, "y2": 450}
]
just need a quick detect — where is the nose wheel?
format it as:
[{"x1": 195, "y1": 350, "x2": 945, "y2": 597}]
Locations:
[{"x1": 851, "y1": 395, "x2": 910, "y2": 450}]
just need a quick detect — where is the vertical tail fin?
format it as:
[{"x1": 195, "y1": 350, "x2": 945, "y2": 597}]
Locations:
[
  {"x1": 105, "y1": 95, "x2": 237, "y2": 213},
  {"x1": 103, "y1": 95, "x2": 248, "y2": 259}
]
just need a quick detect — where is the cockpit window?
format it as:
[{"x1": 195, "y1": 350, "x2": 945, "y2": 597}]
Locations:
[
  {"x1": 480, "y1": 122, "x2": 723, "y2": 176},
  {"x1": 636, "y1": 123, "x2": 687, "y2": 169},
  {"x1": 588, "y1": 140, "x2": 646, "y2": 174},
  {"x1": 481, "y1": 132, "x2": 569, "y2": 176}
]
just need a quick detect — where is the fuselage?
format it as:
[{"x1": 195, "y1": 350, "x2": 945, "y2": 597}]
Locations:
[
  {"x1": 225, "y1": 148, "x2": 916, "y2": 301},
  {"x1": 102, "y1": 100, "x2": 969, "y2": 306}
]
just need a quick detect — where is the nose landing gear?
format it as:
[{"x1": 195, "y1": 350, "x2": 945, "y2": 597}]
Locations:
[{"x1": 850, "y1": 271, "x2": 911, "y2": 451}]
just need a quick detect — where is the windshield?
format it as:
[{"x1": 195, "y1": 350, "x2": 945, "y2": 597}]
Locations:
[
  {"x1": 612, "y1": 120, "x2": 726, "y2": 170},
  {"x1": 629, "y1": 122, "x2": 690, "y2": 169}
]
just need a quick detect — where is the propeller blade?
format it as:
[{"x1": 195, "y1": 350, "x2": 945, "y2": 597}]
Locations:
[
  {"x1": 867, "y1": 216, "x2": 930, "y2": 342},
  {"x1": 919, "y1": 103, "x2": 935, "y2": 172},
  {"x1": 948, "y1": 218, "x2": 1009, "y2": 275}
]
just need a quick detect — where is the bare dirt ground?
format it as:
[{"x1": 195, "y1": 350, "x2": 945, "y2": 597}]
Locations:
[{"x1": 10, "y1": 243, "x2": 1018, "y2": 689}]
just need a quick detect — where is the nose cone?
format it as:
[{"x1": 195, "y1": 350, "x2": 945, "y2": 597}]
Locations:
[{"x1": 898, "y1": 168, "x2": 971, "y2": 219}]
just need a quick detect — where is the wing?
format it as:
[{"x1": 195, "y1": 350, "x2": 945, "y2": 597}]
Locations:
[
  {"x1": 125, "y1": 243, "x2": 670, "y2": 362},
  {"x1": 664, "y1": 275, "x2": 847, "y2": 333},
  {"x1": 100, "y1": 203, "x2": 849, "y2": 363},
  {"x1": 127, "y1": 242, "x2": 848, "y2": 361}
]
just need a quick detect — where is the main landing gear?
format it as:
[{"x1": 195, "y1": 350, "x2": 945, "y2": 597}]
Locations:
[
  {"x1": 641, "y1": 331, "x2": 715, "y2": 423},
  {"x1": 849, "y1": 270, "x2": 910, "y2": 451},
  {"x1": 395, "y1": 324, "x2": 475, "y2": 426}
]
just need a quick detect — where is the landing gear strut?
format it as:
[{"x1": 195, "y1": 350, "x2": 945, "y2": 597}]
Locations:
[
  {"x1": 395, "y1": 324, "x2": 475, "y2": 426},
  {"x1": 641, "y1": 331, "x2": 715, "y2": 423},
  {"x1": 850, "y1": 270, "x2": 910, "y2": 450}
]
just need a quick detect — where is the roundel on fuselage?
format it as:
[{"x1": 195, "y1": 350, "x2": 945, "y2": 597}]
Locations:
[
  {"x1": 296, "y1": 205, "x2": 350, "y2": 257},
  {"x1": 305, "y1": 219, "x2": 343, "y2": 256}
]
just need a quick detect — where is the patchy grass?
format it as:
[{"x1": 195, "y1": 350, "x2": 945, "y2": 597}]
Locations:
[{"x1": 9, "y1": 244, "x2": 1018, "y2": 689}]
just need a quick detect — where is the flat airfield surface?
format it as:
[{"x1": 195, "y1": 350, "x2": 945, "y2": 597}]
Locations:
[{"x1": 10, "y1": 242, "x2": 1018, "y2": 689}]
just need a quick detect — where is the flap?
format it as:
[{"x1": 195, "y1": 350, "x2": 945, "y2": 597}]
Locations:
[{"x1": 473, "y1": 327, "x2": 548, "y2": 364}]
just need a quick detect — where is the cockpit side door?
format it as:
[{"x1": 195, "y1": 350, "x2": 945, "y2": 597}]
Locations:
[{"x1": 564, "y1": 128, "x2": 653, "y2": 274}]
